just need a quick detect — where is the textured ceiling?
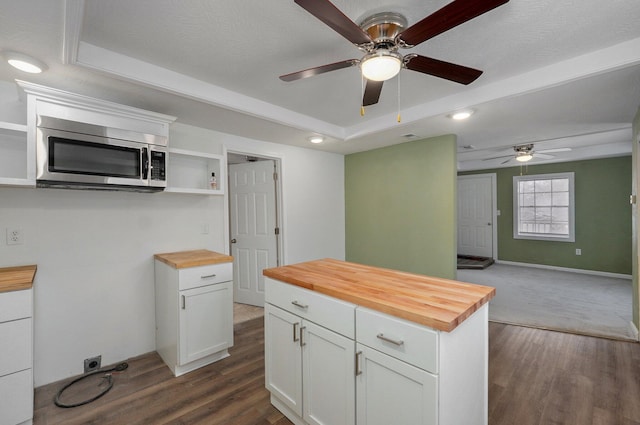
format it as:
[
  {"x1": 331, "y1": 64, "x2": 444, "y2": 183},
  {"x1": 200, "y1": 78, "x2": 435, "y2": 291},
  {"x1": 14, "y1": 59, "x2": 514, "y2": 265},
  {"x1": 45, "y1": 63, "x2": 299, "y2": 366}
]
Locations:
[{"x1": 1, "y1": 0, "x2": 640, "y2": 167}]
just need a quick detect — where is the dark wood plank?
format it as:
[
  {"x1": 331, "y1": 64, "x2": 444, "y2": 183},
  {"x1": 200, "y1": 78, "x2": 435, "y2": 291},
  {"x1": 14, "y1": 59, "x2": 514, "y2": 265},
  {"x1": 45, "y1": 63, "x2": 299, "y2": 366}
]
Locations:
[{"x1": 35, "y1": 320, "x2": 640, "y2": 425}]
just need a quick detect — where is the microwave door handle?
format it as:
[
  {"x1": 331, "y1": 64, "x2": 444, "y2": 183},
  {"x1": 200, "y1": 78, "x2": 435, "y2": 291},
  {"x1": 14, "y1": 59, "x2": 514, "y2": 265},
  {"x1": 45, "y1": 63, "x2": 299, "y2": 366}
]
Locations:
[{"x1": 142, "y1": 147, "x2": 149, "y2": 180}]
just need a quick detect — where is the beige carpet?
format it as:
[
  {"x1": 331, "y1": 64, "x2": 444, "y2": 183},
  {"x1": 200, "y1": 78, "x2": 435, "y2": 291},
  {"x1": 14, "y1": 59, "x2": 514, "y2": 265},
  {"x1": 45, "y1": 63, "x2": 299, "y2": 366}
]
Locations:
[{"x1": 457, "y1": 263, "x2": 635, "y2": 341}]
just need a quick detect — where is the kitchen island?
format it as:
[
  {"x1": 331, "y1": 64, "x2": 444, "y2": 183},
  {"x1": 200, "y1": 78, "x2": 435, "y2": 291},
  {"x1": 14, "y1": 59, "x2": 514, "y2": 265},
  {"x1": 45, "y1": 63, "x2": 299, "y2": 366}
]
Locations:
[{"x1": 263, "y1": 258, "x2": 495, "y2": 425}]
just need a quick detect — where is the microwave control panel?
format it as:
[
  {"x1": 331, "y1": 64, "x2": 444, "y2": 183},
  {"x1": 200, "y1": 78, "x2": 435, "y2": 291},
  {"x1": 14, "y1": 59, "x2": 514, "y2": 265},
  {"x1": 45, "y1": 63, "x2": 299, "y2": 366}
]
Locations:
[{"x1": 150, "y1": 151, "x2": 166, "y2": 181}]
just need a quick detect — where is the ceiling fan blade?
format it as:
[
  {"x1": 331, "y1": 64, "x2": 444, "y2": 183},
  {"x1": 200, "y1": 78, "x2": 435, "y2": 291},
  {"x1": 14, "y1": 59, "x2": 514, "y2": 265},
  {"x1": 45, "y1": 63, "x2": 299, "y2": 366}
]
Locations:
[
  {"x1": 535, "y1": 153, "x2": 555, "y2": 160},
  {"x1": 500, "y1": 158, "x2": 514, "y2": 164},
  {"x1": 483, "y1": 154, "x2": 513, "y2": 161},
  {"x1": 294, "y1": 0, "x2": 372, "y2": 46},
  {"x1": 363, "y1": 80, "x2": 384, "y2": 106},
  {"x1": 398, "y1": 0, "x2": 509, "y2": 47},
  {"x1": 280, "y1": 59, "x2": 358, "y2": 82},
  {"x1": 537, "y1": 148, "x2": 572, "y2": 154},
  {"x1": 405, "y1": 55, "x2": 482, "y2": 85}
]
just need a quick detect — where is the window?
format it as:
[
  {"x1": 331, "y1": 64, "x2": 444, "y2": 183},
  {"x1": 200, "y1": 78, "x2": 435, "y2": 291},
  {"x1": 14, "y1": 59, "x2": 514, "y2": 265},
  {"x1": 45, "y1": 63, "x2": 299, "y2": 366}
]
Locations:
[{"x1": 513, "y1": 172, "x2": 575, "y2": 242}]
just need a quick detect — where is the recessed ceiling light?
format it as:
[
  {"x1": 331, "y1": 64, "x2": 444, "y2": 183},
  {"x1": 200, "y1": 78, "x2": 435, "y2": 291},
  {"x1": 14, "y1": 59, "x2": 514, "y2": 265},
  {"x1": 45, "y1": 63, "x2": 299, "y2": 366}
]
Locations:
[
  {"x1": 308, "y1": 136, "x2": 324, "y2": 144},
  {"x1": 449, "y1": 109, "x2": 474, "y2": 120},
  {"x1": 2, "y1": 51, "x2": 48, "y2": 73}
]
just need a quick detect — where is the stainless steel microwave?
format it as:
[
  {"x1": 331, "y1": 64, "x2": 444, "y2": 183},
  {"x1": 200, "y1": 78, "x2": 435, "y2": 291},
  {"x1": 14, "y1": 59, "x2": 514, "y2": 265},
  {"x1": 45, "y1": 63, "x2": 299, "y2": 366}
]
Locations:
[{"x1": 36, "y1": 116, "x2": 167, "y2": 192}]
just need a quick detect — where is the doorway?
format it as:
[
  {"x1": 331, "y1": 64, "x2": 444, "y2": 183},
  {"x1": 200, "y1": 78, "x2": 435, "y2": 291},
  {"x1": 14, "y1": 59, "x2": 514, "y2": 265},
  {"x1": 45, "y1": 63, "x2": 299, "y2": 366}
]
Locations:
[
  {"x1": 227, "y1": 152, "x2": 282, "y2": 308},
  {"x1": 457, "y1": 174, "x2": 497, "y2": 260}
]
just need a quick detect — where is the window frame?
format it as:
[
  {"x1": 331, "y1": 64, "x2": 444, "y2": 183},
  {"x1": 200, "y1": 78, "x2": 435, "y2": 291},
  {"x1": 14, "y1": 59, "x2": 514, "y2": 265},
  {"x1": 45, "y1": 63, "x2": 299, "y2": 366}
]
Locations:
[{"x1": 512, "y1": 172, "x2": 575, "y2": 242}]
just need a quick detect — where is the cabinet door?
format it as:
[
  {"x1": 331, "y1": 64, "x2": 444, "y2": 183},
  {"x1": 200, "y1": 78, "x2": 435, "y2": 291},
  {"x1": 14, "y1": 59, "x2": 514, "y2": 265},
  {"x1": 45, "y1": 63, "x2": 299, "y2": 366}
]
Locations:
[
  {"x1": 179, "y1": 282, "x2": 232, "y2": 365},
  {"x1": 356, "y1": 344, "x2": 438, "y2": 425},
  {"x1": 265, "y1": 304, "x2": 303, "y2": 416},
  {"x1": 302, "y1": 320, "x2": 355, "y2": 425}
]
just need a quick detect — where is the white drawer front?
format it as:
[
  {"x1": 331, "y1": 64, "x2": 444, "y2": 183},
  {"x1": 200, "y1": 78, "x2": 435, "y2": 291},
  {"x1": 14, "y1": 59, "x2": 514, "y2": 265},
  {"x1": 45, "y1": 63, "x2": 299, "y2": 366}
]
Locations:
[
  {"x1": 265, "y1": 278, "x2": 356, "y2": 339},
  {"x1": 0, "y1": 289, "x2": 32, "y2": 323},
  {"x1": 0, "y1": 318, "x2": 32, "y2": 377},
  {"x1": 178, "y1": 262, "x2": 232, "y2": 290},
  {"x1": 356, "y1": 307, "x2": 439, "y2": 374},
  {"x1": 0, "y1": 369, "x2": 33, "y2": 425}
]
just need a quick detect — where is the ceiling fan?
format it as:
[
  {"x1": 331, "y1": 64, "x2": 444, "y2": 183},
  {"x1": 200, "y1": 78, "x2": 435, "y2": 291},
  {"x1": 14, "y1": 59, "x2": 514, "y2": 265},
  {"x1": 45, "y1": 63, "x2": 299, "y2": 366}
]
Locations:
[
  {"x1": 485, "y1": 144, "x2": 573, "y2": 164},
  {"x1": 280, "y1": 0, "x2": 510, "y2": 107}
]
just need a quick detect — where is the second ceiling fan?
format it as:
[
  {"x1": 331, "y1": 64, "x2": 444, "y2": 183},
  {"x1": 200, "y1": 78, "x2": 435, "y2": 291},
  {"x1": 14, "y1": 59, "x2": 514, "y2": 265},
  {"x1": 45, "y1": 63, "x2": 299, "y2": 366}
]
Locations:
[{"x1": 280, "y1": 0, "x2": 510, "y2": 107}]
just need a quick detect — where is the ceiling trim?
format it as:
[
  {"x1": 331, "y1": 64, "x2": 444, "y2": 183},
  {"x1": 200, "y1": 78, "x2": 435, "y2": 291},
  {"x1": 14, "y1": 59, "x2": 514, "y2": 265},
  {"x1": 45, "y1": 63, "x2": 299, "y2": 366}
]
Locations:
[
  {"x1": 62, "y1": 0, "x2": 85, "y2": 65},
  {"x1": 63, "y1": 2, "x2": 640, "y2": 147},
  {"x1": 345, "y1": 37, "x2": 640, "y2": 140}
]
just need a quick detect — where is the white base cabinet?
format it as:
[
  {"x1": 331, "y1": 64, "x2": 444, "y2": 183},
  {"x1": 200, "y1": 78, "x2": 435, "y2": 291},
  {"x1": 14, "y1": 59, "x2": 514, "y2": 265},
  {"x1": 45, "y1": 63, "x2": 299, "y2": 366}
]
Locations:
[
  {"x1": 265, "y1": 280, "x2": 356, "y2": 425},
  {"x1": 265, "y1": 277, "x2": 489, "y2": 425},
  {"x1": 0, "y1": 288, "x2": 34, "y2": 425},
  {"x1": 155, "y1": 260, "x2": 233, "y2": 377}
]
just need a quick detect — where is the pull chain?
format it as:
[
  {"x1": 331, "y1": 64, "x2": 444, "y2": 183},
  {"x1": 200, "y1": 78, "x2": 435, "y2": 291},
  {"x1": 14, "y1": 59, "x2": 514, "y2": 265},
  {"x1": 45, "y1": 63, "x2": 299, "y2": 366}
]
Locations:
[
  {"x1": 360, "y1": 73, "x2": 365, "y2": 117},
  {"x1": 397, "y1": 72, "x2": 401, "y2": 123}
]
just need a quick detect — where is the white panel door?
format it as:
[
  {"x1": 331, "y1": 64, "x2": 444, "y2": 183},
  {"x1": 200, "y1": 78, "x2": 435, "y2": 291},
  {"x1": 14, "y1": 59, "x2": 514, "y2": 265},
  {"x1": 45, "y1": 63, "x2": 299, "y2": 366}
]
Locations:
[
  {"x1": 356, "y1": 344, "x2": 438, "y2": 425},
  {"x1": 229, "y1": 160, "x2": 278, "y2": 306},
  {"x1": 265, "y1": 304, "x2": 303, "y2": 416},
  {"x1": 457, "y1": 175, "x2": 494, "y2": 258},
  {"x1": 302, "y1": 321, "x2": 355, "y2": 425}
]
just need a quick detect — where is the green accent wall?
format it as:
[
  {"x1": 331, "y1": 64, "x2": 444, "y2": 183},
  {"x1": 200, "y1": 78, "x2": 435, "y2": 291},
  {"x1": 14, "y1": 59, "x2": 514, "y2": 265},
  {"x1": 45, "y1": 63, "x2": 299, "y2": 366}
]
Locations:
[
  {"x1": 460, "y1": 156, "x2": 632, "y2": 275},
  {"x1": 345, "y1": 135, "x2": 457, "y2": 279}
]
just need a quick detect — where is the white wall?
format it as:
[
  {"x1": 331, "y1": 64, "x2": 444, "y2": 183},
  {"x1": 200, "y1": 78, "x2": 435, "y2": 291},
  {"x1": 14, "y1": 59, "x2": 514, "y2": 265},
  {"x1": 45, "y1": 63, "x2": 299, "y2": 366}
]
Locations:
[{"x1": 0, "y1": 83, "x2": 345, "y2": 386}]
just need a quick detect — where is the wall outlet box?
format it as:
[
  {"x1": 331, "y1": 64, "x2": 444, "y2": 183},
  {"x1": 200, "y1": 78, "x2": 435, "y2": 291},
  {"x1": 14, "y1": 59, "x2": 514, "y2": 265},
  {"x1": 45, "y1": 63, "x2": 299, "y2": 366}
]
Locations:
[
  {"x1": 6, "y1": 228, "x2": 23, "y2": 245},
  {"x1": 575, "y1": 248, "x2": 582, "y2": 255},
  {"x1": 84, "y1": 355, "x2": 102, "y2": 373}
]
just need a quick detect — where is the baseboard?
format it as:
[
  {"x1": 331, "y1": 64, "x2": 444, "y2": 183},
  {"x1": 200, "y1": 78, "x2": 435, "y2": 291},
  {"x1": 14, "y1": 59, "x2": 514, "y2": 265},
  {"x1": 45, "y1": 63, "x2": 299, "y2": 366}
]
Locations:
[
  {"x1": 495, "y1": 260, "x2": 632, "y2": 280},
  {"x1": 629, "y1": 321, "x2": 639, "y2": 341}
]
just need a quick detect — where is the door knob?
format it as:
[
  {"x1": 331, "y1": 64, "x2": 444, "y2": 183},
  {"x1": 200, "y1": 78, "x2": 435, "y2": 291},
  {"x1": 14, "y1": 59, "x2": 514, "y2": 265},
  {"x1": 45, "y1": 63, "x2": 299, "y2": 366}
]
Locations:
[{"x1": 231, "y1": 239, "x2": 237, "y2": 243}]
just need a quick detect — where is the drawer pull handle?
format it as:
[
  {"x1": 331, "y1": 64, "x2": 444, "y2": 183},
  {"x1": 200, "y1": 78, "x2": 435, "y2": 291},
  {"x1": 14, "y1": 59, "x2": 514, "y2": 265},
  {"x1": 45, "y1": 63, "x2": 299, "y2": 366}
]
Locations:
[
  {"x1": 293, "y1": 322, "x2": 300, "y2": 342},
  {"x1": 355, "y1": 351, "x2": 363, "y2": 376},
  {"x1": 291, "y1": 300, "x2": 308, "y2": 309},
  {"x1": 201, "y1": 274, "x2": 217, "y2": 279},
  {"x1": 181, "y1": 295, "x2": 186, "y2": 310},
  {"x1": 300, "y1": 326, "x2": 306, "y2": 347},
  {"x1": 377, "y1": 333, "x2": 404, "y2": 346}
]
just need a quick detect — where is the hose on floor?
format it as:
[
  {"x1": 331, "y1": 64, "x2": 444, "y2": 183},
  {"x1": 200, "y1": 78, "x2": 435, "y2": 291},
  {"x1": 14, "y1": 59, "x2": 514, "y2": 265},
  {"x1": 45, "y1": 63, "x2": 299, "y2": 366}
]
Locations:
[{"x1": 54, "y1": 362, "x2": 129, "y2": 408}]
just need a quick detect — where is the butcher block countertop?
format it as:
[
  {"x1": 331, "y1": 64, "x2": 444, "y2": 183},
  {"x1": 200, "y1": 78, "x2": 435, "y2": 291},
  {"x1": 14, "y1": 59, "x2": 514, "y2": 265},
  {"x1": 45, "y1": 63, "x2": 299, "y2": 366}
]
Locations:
[
  {"x1": 263, "y1": 258, "x2": 495, "y2": 332},
  {"x1": 154, "y1": 249, "x2": 233, "y2": 269},
  {"x1": 0, "y1": 265, "x2": 37, "y2": 293}
]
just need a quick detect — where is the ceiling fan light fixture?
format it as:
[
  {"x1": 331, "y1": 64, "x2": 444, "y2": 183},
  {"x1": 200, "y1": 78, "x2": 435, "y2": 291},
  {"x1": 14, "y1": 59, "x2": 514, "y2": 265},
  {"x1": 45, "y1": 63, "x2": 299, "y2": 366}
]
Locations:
[
  {"x1": 308, "y1": 136, "x2": 324, "y2": 144},
  {"x1": 516, "y1": 153, "x2": 533, "y2": 162},
  {"x1": 361, "y1": 50, "x2": 402, "y2": 82},
  {"x1": 2, "y1": 50, "x2": 47, "y2": 73}
]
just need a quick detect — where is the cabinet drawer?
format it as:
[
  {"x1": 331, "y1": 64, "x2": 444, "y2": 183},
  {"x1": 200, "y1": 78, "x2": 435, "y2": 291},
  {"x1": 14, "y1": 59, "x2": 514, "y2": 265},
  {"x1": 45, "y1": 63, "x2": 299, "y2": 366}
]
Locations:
[
  {"x1": 0, "y1": 369, "x2": 33, "y2": 425},
  {"x1": 178, "y1": 262, "x2": 232, "y2": 290},
  {"x1": 0, "y1": 289, "x2": 32, "y2": 323},
  {"x1": 0, "y1": 318, "x2": 32, "y2": 377},
  {"x1": 356, "y1": 307, "x2": 438, "y2": 374},
  {"x1": 265, "y1": 278, "x2": 355, "y2": 339}
]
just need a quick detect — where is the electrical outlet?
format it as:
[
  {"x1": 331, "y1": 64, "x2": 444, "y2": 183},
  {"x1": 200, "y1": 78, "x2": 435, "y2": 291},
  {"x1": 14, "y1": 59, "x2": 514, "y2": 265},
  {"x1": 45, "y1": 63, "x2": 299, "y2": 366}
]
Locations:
[
  {"x1": 576, "y1": 248, "x2": 582, "y2": 255},
  {"x1": 84, "y1": 355, "x2": 102, "y2": 373},
  {"x1": 6, "y1": 228, "x2": 23, "y2": 245}
]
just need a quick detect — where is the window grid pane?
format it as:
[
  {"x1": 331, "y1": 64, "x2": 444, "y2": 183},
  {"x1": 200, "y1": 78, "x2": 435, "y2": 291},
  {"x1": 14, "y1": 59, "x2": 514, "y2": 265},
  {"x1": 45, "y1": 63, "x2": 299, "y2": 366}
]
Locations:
[{"x1": 516, "y1": 176, "x2": 570, "y2": 237}]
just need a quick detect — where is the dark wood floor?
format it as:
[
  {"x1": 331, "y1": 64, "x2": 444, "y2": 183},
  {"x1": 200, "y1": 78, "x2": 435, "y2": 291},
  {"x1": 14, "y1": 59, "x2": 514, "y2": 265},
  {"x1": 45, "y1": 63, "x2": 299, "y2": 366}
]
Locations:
[{"x1": 34, "y1": 319, "x2": 640, "y2": 425}]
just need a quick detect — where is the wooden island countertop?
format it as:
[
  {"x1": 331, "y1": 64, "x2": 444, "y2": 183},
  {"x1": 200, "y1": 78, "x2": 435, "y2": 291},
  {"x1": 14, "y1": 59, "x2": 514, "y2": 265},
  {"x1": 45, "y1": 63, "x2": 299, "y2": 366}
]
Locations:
[
  {"x1": 0, "y1": 265, "x2": 37, "y2": 293},
  {"x1": 263, "y1": 258, "x2": 495, "y2": 332},
  {"x1": 154, "y1": 249, "x2": 233, "y2": 269}
]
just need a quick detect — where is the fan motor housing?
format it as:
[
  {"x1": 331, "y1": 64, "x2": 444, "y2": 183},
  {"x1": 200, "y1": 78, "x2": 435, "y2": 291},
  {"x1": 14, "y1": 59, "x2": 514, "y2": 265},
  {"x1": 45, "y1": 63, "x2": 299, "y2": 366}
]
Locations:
[{"x1": 359, "y1": 12, "x2": 407, "y2": 44}]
